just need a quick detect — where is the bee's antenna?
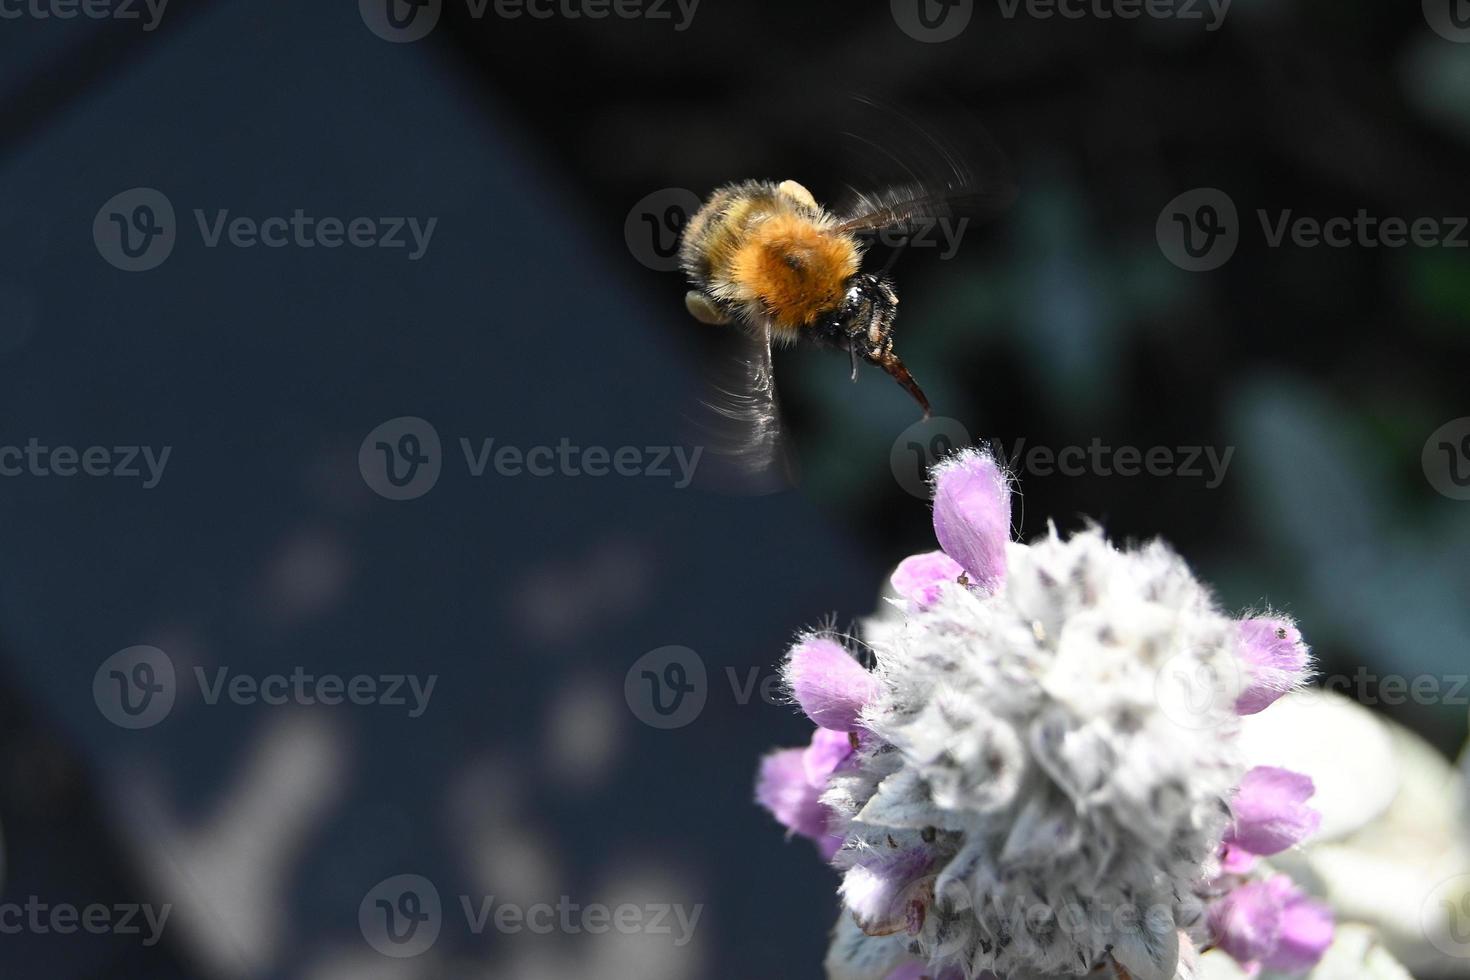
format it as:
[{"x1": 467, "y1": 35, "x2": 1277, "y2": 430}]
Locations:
[
  {"x1": 871, "y1": 349, "x2": 931, "y2": 418},
  {"x1": 878, "y1": 239, "x2": 909, "y2": 276}
]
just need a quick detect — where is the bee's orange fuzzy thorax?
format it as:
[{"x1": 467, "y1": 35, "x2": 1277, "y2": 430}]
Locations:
[{"x1": 729, "y1": 213, "x2": 859, "y2": 333}]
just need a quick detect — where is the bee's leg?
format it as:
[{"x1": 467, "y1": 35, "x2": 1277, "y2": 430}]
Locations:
[
  {"x1": 849, "y1": 343, "x2": 860, "y2": 382},
  {"x1": 777, "y1": 180, "x2": 819, "y2": 212},
  {"x1": 868, "y1": 348, "x2": 932, "y2": 418},
  {"x1": 685, "y1": 291, "x2": 732, "y2": 326}
]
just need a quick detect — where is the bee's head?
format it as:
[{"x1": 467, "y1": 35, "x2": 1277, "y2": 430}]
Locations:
[
  {"x1": 831, "y1": 272, "x2": 899, "y2": 353},
  {"x1": 826, "y1": 271, "x2": 931, "y2": 417}
]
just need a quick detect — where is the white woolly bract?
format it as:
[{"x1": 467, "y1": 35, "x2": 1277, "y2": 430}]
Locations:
[{"x1": 824, "y1": 527, "x2": 1246, "y2": 980}]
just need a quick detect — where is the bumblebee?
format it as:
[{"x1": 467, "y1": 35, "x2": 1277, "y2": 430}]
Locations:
[{"x1": 679, "y1": 178, "x2": 932, "y2": 416}]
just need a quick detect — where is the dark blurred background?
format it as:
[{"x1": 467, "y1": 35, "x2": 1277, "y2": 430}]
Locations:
[{"x1": 0, "y1": 0, "x2": 1467, "y2": 976}]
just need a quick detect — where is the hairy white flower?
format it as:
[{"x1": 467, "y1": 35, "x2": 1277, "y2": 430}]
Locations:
[
  {"x1": 827, "y1": 527, "x2": 1247, "y2": 980},
  {"x1": 756, "y1": 450, "x2": 1326, "y2": 980}
]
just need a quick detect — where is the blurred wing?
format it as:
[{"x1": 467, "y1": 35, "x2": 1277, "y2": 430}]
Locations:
[
  {"x1": 835, "y1": 183, "x2": 1016, "y2": 236},
  {"x1": 829, "y1": 96, "x2": 1016, "y2": 241},
  {"x1": 686, "y1": 321, "x2": 794, "y2": 494}
]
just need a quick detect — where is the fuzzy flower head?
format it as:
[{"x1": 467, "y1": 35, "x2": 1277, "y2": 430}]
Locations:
[{"x1": 756, "y1": 449, "x2": 1325, "y2": 980}]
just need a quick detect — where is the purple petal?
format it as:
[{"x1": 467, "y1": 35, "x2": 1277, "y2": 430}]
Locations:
[
  {"x1": 885, "y1": 967, "x2": 969, "y2": 980},
  {"x1": 786, "y1": 636, "x2": 881, "y2": 732},
  {"x1": 1219, "y1": 842, "x2": 1259, "y2": 875},
  {"x1": 755, "y1": 748, "x2": 827, "y2": 840},
  {"x1": 1209, "y1": 878, "x2": 1286, "y2": 966},
  {"x1": 840, "y1": 850, "x2": 934, "y2": 937},
  {"x1": 884, "y1": 966, "x2": 927, "y2": 980},
  {"x1": 931, "y1": 449, "x2": 1011, "y2": 591},
  {"x1": 1236, "y1": 617, "x2": 1311, "y2": 714},
  {"x1": 891, "y1": 551, "x2": 966, "y2": 609},
  {"x1": 816, "y1": 832, "x2": 845, "y2": 861},
  {"x1": 1264, "y1": 890, "x2": 1334, "y2": 973},
  {"x1": 804, "y1": 727, "x2": 856, "y2": 786},
  {"x1": 1226, "y1": 766, "x2": 1322, "y2": 858}
]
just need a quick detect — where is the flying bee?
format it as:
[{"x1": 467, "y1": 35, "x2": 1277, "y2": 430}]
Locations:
[
  {"x1": 673, "y1": 101, "x2": 1013, "y2": 491},
  {"x1": 679, "y1": 178, "x2": 935, "y2": 417}
]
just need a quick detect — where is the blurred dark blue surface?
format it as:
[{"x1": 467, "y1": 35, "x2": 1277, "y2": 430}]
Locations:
[{"x1": 0, "y1": 3, "x2": 882, "y2": 976}]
